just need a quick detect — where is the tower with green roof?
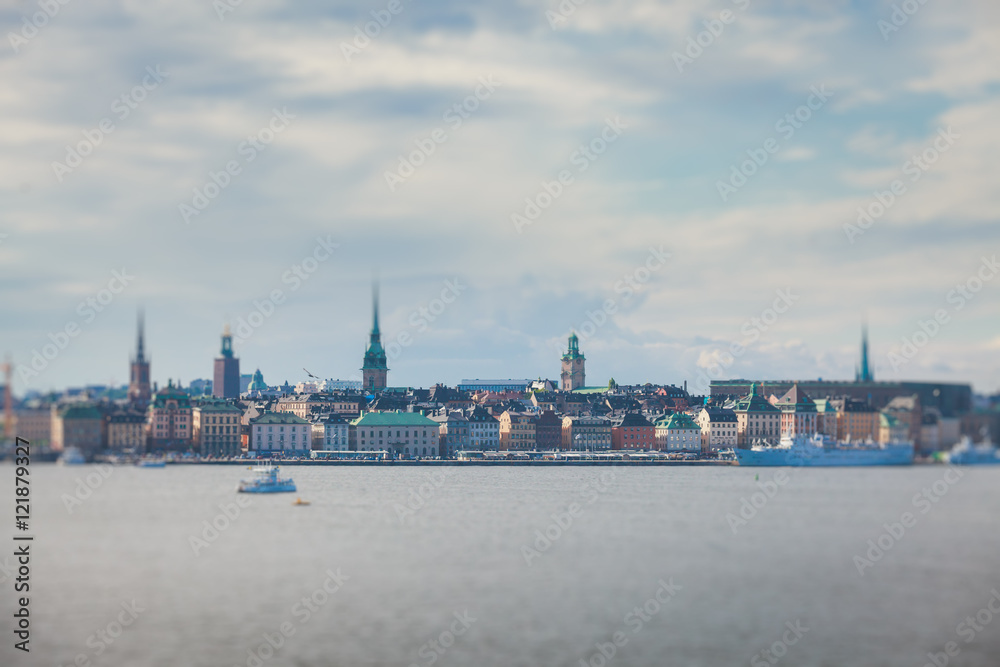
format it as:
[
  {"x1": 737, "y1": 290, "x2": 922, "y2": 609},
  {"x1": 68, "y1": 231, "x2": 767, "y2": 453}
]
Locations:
[
  {"x1": 560, "y1": 332, "x2": 585, "y2": 391},
  {"x1": 362, "y1": 281, "x2": 388, "y2": 393}
]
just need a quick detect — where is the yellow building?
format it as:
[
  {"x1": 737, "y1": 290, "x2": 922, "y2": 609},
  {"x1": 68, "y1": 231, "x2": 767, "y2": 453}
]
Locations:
[{"x1": 499, "y1": 411, "x2": 536, "y2": 451}]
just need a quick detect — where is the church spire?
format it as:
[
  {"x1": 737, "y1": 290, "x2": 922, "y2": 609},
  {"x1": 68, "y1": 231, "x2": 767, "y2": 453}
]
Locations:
[
  {"x1": 362, "y1": 279, "x2": 388, "y2": 392},
  {"x1": 135, "y1": 308, "x2": 146, "y2": 363},
  {"x1": 856, "y1": 321, "x2": 873, "y2": 382},
  {"x1": 371, "y1": 281, "x2": 380, "y2": 338}
]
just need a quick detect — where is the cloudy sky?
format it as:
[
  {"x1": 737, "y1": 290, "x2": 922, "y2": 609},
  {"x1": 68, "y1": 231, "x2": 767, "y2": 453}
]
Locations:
[{"x1": 2, "y1": 0, "x2": 998, "y2": 396}]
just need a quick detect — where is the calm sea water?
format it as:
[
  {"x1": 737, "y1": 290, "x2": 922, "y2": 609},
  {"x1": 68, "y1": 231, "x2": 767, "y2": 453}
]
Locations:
[{"x1": 1, "y1": 463, "x2": 999, "y2": 667}]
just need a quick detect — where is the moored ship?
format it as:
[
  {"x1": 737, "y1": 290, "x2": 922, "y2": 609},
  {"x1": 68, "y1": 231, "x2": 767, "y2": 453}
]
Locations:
[
  {"x1": 735, "y1": 433, "x2": 914, "y2": 467},
  {"x1": 947, "y1": 436, "x2": 1000, "y2": 465}
]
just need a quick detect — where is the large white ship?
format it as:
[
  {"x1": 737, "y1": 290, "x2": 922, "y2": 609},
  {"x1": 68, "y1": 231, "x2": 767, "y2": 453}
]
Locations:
[
  {"x1": 734, "y1": 433, "x2": 914, "y2": 467},
  {"x1": 946, "y1": 436, "x2": 1000, "y2": 465}
]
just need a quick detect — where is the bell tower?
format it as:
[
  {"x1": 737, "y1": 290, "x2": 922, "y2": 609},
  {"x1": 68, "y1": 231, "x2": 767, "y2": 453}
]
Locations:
[{"x1": 560, "y1": 332, "x2": 585, "y2": 391}]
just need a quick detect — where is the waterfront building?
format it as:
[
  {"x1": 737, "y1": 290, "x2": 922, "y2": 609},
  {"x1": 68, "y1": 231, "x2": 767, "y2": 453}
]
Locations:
[
  {"x1": 611, "y1": 412, "x2": 655, "y2": 450},
  {"x1": 467, "y1": 406, "x2": 499, "y2": 451},
  {"x1": 361, "y1": 283, "x2": 389, "y2": 393},
  {"x1": 106, "y1": 410, "x2": 146, "y2": 453},
  {"x1": 813, "y1": 399, "x2": 839, "y2": 440},
  {"x1": 535, "y1": 410, "x2": 563, "y2": 450},
  {"x1": 51, "y1": 403, "x2": 104, "y2": 455},
  {"x1": 193, "y1": 400, "x2": 242, "y2": 458},
  {"x1": 148, "y1": 380, "x2": 192, "y2": 452},
  {"x1": 560, "y1": 332, "x2": 586, "y2": 391},
  {"x1": 14, "y1": 403, "x2": 52, "y2": 446},
  {"x1": 654, "y1": 412, "x2": 702, "y2": 452},
  {"x1": 696, "y1": 407, "x2": 738, "y2": 451},
  {"x1": 249, "y1": 412, "x2": 311, "y2": 456},
  {"x1": 830, "y1": 398, "x2": 879, "y2": 442},
  {"x1": 711, "y1": 379, "x2": 971, "y2": 423},
  {"x1": 561, "y1": 415, "x2": 612, "y2": 451},
  {"x1": 499, "y1": 411, "x2": 537, "y2": 451},
  {"x1": 883, "y1": 395, "x2": 922, "y2": 446},
  {"x1": 350, "y1": 411, "x2": 439, "y2": 457},
  {"x1": 879, "y1": 412, "x2": 908, "y2": 444},
  {"x1": 311, "y1": 412, "x2": 349, "y2": 451},
  {"x1": 431, "y1": 411, "x2": 470, "y2": 459},
  {"x1": 127, "y1": 310, "x2": 151, "y2": 408},
  {"x1": 732, "y1": 382, "x2": 781, "y2": 446},
  {"x1": 774, "y1": 384, "x2": 818, "y2": 437}
]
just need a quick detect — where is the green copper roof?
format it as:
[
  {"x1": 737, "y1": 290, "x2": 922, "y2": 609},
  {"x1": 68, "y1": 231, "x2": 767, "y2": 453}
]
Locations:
[{"x1": 351, "y1": 411, "x2": 439, "y2": 427}]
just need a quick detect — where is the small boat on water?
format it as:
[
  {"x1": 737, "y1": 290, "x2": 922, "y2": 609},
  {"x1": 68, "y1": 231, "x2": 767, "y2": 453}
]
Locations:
[
  {"x1": 293, "y1": 498, "x2": 311, "y2": 506},
  {"x1": 57, "y1": 446, "x2": 87, "y2": 465},
  {"x1": 136, "y1": 459, "x2": 166, "y2": 468},
  {"x1": 947, "y1": 435, "x2": 1000, "y2": 465},
  {"x1": 237, "y1": 464, "x2": 296, "y2": 493}
]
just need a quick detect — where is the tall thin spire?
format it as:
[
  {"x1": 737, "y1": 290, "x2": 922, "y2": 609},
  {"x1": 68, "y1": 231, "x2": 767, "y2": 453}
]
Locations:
[
  {"x1": 136, "y1": 308, "x2": 146, "y2": 363},
  {"x1": 362, "y1": 278, "x2": 388, "y2": 392},
  {"x1": 371, "y1": 280, "x2": 380, "y2": 337},
  {"x1": 856, "y1": 321, "x2": 873, "y2": 382}
]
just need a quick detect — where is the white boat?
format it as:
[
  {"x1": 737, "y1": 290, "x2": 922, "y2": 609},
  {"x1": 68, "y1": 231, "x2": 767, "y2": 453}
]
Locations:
[
  {"x1": 947, "y1": 436, "x2": 1000, "y2": 465},
  {"x1": 57, "y1": 446, "x2": 87, "y2": 465},
  {"x1": 237, "y1": 464, "x2": 296, "y2": 493},
  {"x1": 734, "y1": 433, "x2": 914, "y2": 467}
]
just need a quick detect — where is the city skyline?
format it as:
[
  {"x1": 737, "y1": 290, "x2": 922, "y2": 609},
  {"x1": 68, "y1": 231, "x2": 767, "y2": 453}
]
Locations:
[
  {"x1": 9, "y1": 299, "x2": 992, "y2": 398},
  {"x1": 3, "y1": 1, "x2": 999, "y2": 394}
]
